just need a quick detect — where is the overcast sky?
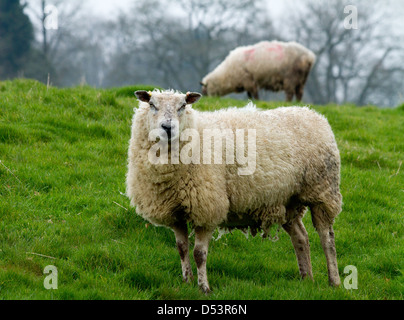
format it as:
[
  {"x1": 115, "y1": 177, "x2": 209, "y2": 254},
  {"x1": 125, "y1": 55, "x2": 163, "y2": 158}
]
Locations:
[
  {"x1": 25, "y1": 0, "x2": 404, "y2": 42},
  {"x1": 84, "y1": 0, "x2": 133, "y2": 16},
  {"x1": 26, "y1": 0, "x2": 404, "y2": 20},
  {"x1": 83, "y1": 0, "x2": 286, "y2": 17}
]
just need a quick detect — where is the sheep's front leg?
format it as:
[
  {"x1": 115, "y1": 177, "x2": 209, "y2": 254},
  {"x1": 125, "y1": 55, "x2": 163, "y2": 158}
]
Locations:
[
  {"x1": 193, "y1": 226, "x2": 214, "y2": 294},
  {"x1": 172, "y1": 222, "x2": 193, "y2": 283}
]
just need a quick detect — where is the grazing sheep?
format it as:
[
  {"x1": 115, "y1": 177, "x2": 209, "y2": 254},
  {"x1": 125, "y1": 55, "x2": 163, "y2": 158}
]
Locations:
[
  {"x1": 201, "y1": 41, "x2": 316, "y2": 101},
  {"x1": 126, "y1": 89, "x2": 342, "y2": 293}
]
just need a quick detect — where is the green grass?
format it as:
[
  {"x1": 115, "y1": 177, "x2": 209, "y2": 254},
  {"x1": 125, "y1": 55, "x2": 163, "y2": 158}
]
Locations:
[{"x1": 0, "y1": 79, "x2": 403, "y2": 300}]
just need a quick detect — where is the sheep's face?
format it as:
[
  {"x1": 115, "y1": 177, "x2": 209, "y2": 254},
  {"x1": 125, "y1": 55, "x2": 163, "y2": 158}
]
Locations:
[{"x1": 135, "y1": 90, "x2": 201, "y2": 142}]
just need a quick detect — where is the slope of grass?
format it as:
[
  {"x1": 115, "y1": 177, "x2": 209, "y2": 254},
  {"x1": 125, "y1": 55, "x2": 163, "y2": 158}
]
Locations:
[{"x1": 0, "y1": 79, "x2": 403, "y2": 300}]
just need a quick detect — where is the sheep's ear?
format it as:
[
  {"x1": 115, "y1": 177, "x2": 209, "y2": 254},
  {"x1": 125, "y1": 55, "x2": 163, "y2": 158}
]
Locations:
[
  {"x1": 135, "y1": 90, "x2": 151, "y2": 102},
  {"x1": 186, "y1": 92, "x2": 202, "y2": 105}
]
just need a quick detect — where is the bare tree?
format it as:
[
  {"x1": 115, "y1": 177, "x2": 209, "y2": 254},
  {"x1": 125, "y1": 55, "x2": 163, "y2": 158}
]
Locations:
[
  {"x1": 282, "y1": 0, "x2": 404, "y2": 106},
  {"x1": 103, "y1": 0, "x2": 274, "y2": 91},
  {"x1": 24, "y1": 0, "x2": 100, "y2": 86},
  {"x1": 26, "y1": 0, "x2": 82, "y2": 58}
]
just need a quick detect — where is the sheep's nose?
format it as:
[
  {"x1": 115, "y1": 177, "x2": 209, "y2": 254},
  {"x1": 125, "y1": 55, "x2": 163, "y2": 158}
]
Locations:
[
  {"x1": 161, "y1": 122, "x2": 175, "y2": 139},
  {"x1": 161, "y1": 123, "x2": 172, "y2": 132}
]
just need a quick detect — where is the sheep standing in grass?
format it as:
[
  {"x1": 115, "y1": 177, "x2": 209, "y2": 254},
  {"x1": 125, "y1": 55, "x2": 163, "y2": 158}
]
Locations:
[
  {"x1": 126, "y1": 89, "x2": 342, "y2": 293},
  {"x1": 201, "y1": 41, "x2": 316, "y2": 101}
]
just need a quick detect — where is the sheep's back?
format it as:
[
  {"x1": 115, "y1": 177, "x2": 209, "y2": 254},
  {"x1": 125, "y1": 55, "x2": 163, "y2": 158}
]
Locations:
[
  {"x1": 245, "y1": 41, "x2": 314, "y2": 84},
  {"x1": 197, "y1": 106, "x2": 339, "y2": 215}
]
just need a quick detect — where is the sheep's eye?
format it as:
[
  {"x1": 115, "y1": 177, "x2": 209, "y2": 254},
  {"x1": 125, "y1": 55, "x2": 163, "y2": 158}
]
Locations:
[{"x1": 149, "y1": 103, "x2": 158, "y2": 111}]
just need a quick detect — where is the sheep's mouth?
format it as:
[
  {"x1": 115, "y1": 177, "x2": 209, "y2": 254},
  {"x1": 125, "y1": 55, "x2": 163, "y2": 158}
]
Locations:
[
  {"x1": 159, "y1": 133, "x2": 172, "y2": 142},
  {"x1": 158, "y1": 131, "x2": 179, "y2": 143}
]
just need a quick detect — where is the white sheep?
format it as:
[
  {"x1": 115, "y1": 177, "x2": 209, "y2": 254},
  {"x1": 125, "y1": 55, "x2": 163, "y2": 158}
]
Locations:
[
  {"x1": 201, "y1": 41, "x2": 316, "y2": 101},
  {"x1": 126, "y1": 89, "x2": 342, "y2": 293}
]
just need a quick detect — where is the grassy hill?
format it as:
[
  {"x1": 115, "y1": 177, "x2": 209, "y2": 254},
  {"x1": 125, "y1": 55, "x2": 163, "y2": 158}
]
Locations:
[{"x1": 0, "y1": 79, "x2": 403, "y2": 300}]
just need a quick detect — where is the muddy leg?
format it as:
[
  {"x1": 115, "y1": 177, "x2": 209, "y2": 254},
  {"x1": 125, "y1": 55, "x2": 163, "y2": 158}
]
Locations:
[
  {"x1": 193, "y1": 226, "x2": 214, "y2": 294},
  {"x1": 172, "y1": 222, "x2": 193, "y2": 283},
  {"x1": 311, "y1": 205, "x2": 341, "y2": 287},
  {"x1": 283, "y1": 217, "x2": 313, "y2": 280}
]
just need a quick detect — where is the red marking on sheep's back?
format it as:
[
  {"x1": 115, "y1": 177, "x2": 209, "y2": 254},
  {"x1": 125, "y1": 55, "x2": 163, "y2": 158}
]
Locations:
[
  {"x1": 244, "y1": 48, "x2": 255, "y2": 61},
  {"x1": 266, "y1": 44, "x2": 284, "y2": 60}
]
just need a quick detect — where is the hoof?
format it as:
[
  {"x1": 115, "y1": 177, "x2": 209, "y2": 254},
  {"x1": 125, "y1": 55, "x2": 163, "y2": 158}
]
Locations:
[
  {"x1": 329, "y1": 280, "x2": 341, "y2": 287},
  {"x1": 329, "y1": 277, "x2": 341, "y2": 287},
  {"x1": 200, "y1": 284, "x2": 211, "y2": 295}
]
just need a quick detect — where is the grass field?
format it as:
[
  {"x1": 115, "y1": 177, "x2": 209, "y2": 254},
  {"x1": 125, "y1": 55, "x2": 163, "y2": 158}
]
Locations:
[{"x1": 0, "y1": 79, "x2": 403, "y2": 300}]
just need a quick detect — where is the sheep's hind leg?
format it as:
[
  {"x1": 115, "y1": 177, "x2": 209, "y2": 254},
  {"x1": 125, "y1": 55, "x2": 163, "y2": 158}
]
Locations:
[
  {"x1": 283, "y1": 217, "x2": 313, "y2": 281},
  {"x1": 194, "y1": 226, "x2": 214, "y2": 294},
  {"x1": 172, "y1": 222, "x2": 193, "y2": 283},
  {"x1": 310, "y1": 204, "x2": 341, "y2": 287}
]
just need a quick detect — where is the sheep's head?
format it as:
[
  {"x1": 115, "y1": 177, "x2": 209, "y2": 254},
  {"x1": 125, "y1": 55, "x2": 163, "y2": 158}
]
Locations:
[{"x1": 135, "y1": 90, "x2": 201, "y2": 142}]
